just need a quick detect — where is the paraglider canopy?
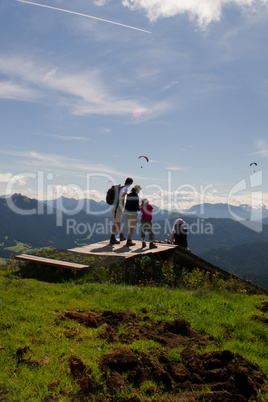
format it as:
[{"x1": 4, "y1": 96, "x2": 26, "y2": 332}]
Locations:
[
  {"x1": 139, "y1": 155, "x2": 149, "y2": 168},
  {"x1": 250, "y1": 162, "x2": 257, "y2": 172},
  {"x1": 139, "y1": 155, "x2": 149, "y2": 162},
  {"x1": 170, "y1": 212, "x2": 181, "y2": 219}
]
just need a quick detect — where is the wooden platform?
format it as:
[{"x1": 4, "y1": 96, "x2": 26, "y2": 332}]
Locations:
[
  {"x1": 15, "y1": 254, "x2": 89, "y2": 270},
  {"x1": 15, "y1": 241, "x2": 177, "y2": 271},
  {"x1": 15, "y1": 242, "x2": 268, "y2": 295},
  {"x1": 70, "y1": 241, "x2": 267, "y2": 295},
  {"x1": 69, "y1": 240, "x2": 177, "y2": 259}
]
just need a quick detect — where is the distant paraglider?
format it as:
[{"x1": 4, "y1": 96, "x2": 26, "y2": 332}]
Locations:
[
  {"x1": 139, "y1": 155, "x2": 149, "y2": 168},
  {"x1": 170, "y1": 212, "x2": 181, "y2": 219},
  {"x1": 250, "y1": 162, "x2": 257, "y2": 172}
]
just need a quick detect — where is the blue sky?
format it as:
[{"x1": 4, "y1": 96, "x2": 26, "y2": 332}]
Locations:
[{"x1": 1, "y1": 0, "x2": 268, "y2": 211}]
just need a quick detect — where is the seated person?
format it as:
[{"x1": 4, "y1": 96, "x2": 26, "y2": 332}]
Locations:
[{"x1": 170, "y1": 218, "x2": 188, "y2": 248}]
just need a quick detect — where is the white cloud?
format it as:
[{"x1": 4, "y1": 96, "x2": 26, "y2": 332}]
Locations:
[
  {"x1": 94, "y1": 0, "x2": 110, "y2": 5},
  {"x1": 0, "y1": 81, "x2": 38, "y2": 101},
  {"x1": 0, "y1": 55, "x2": 169, "y2": 118},
  {"x1": 46, "y1": 134, "x2": 90, "y2": 141},
  {"x1": 0, "y1": 173, "x2": 28, "y2": 185},
  {"x1": 1, "y1": 168, "x2": 267, "y2": 208},
  {"x1": 52, "y1": 186, "x2": 106, "y2": 202},
  {"x1": 25, "y1": 151, "x2": 127, "y2": 177},
  {"x1": 84, "y1": 189, "x2": 106, "y2": 201},
  {"x1": 52, "y1": 185, "x2": 86, "y2": 200},
  {"x1": 96, "y1": 127, "x2": 112, "y2": 134},
  {"x1": 255, "y1": 139, "x2": 268, "y2": 158},
  {"x1": 0, "y1": 150, "x2": 129, "y2": 178},
  {"x1": 163, "y1": 81, "x2": 179, "y2": 91},
  {"x1": 122, "y1": 0, "x2": 268, "y2": 27},
  {"x1": 145, "y1": 189, "x2": 205, "y2": 210},
  {"x1": 145, "y1": 189, "x2": 268, "y2": 210}
]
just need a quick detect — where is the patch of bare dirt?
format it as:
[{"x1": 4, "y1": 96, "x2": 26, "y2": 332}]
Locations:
[
  {"x1": 257, "y1": 301, "x2": 268, "y2": 313},
  {"x1": 63, "y1": 310, "x2": 208, "y2": 349},
  {"x1": 251, "y1": 315, "x2": 268, "y2": 324},
  {"x1": 15, "y1": 346, "x2": 50, "y2": 366},
  {"x1": 62, "y1": 310, "x2": 267, "y2": 401}
]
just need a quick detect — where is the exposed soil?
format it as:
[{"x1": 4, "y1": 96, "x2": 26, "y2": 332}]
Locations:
[
  {"x1": 61, "y1": 310, "x2": 268, "y2": 401},
  {"x1": 251, "y1": 315, "x2": 268, "y2": 325},
  {"x1": 257, "y1": 301, "x2": 268, "y2": 313}
]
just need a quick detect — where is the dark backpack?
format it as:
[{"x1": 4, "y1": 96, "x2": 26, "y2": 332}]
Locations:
[{"x1": 106, "y1": 184, "x2": 121, "y2": 205}]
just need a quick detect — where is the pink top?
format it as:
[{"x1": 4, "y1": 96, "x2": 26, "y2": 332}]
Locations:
[{"x1": 140, "y1": 204, "x2": 153, "y2": 221}]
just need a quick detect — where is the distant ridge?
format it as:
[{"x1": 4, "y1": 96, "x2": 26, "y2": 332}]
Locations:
[
  {"x1": 43, "y1": 196, "x2": 110, "y2": 215},
  {"x1": 2, "y1": 195, "x2": 268, "y2": 222},
  {"x1": 183, "y1": 202, "x2": 268, "y2": 221}
]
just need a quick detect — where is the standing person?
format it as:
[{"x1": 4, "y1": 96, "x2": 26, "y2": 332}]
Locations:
[
  {"x1": 140, "y1": 198, "x2": 157, "y2": 249},
  {"x1": 110, "y1": 177, "x2": 133, "y2": 245},
  {"x1": 170, "y1": 218, "x2": 188, "y2": 248},
  {"x1": 124, "y1": 185, "x2": 141, "y2": 246}
]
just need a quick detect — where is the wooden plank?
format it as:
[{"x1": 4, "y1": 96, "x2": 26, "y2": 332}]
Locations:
[
  {"x1": 15, "y1": 254, "x2": 88, "y2": 270},
  {"x1": 69, "y1": 240, "x2": 177, "y2": 259}
]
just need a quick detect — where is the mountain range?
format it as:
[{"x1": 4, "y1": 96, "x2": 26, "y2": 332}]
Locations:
[
  {"x1": 180, "y1": 202, "x2": 268, "y2": 221},
  {"x1": 3, "y1": 194, "x2": 268, "y2": 221},
  {"x1": 43, "y1": 197, "x2": 268, "y2": 222},
  {"x1": 1, "y1": 193, "x2": 268, "y2": 290}
]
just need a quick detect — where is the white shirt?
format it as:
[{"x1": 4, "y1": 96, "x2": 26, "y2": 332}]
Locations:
[{"x1": 119, "y1": 185, "x2": 128, "y2": 208}]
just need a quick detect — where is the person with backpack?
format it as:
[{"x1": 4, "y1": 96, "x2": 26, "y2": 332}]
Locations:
[
  {"x1": 108, "y1": 177, "x2": 133, "y2": 245},
  {"x1": 170, "y1": 218, "x2": 188, "y2": 248},
  {"x1": 124, "y1": 185, "x2": 141, "y2": 246},
  {"x1": 140, "y1": 198, "x2": 157, "y2": 249}
]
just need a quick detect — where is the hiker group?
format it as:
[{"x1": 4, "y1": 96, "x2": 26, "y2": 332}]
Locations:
[{"x1": 107, "y1": 177, "x2": 188, "y2": 249}]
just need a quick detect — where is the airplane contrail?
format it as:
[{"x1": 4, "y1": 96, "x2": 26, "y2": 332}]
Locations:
[{"x1": 16, "y1": 0, "x2": 152, "y2": 34}]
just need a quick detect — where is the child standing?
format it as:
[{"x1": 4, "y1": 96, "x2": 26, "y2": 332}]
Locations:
[{"x1": 140, "y1": 198, "x2": 157, "y2": 249}]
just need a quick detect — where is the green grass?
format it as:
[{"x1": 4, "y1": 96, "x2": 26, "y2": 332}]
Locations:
[
  {"x1": 0, "y1": 264, "x2": 267, "y2": 400},
  {"x1": 4, "y1": 241, "x2": 34, "y2": 253}
]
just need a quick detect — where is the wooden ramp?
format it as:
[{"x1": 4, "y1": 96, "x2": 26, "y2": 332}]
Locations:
[
  {"x1": 15, "y1": 254, "x2": 89, "y2": 270},
  {"x1": 69, "y1": 240, "x2": 177, "y2": 259}
]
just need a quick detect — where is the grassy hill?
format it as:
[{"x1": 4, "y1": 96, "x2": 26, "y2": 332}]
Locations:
[
  {"x1": 200, "y1": 241, "x2": 268, "y2": 291},
  {"x1": 1, "y1": 253, "x2": 268, "y2": 401}
]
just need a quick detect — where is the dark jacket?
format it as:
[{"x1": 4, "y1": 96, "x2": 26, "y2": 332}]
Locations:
[
  {"x1": 174, "y1": 223, "x2": 188, "y2": 248},
  {"x1": 125, "y1": 191, "x2": 140, "y2": 212}
]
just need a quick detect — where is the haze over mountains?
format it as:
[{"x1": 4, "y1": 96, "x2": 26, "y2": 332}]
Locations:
[
  {"x1": 41, "y1": 196, "x2": 268, "y2": 221},
  {"x1": 2, "y1": 194, "x2": 268, "y2": 221},
  {"x1": 1, "y1": 193, "x2": 268, "y2": 290},
  {"x1": 185, "y1": 203, "x2": 268, "y2": 221}
]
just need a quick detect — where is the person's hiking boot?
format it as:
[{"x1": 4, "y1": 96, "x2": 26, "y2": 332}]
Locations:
[
  {"x1": 126, "y1": 239, "x2": 136, "y2": 247},
  {"x1": 120, "y1": 233, "x2": 126, "y2": 241},
  {"x1": 110, "y1": 235, "x2": 120, "y2": 245},
  {"x1": 142, "y1": 241, "x2": 146, "y2": 248},
  {"x1": 149, "y1": 242, "x2": 157, "y2": 249}
]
